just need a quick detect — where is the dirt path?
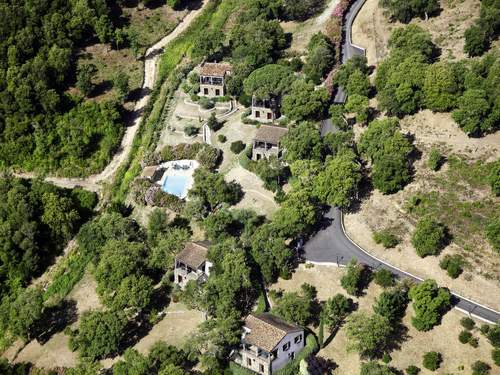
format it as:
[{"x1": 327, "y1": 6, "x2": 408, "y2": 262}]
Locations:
[{"x1": 15, "y1": 1, "x2": 209, "y2": 193}]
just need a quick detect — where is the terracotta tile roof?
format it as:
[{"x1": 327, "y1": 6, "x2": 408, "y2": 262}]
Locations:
[
  {"x1": 176, "y1": 241, "x2": 210, "y2": 269},
  {"x1": 243, "y1": 313, "x2": 302, "y2": 352},
  {"x1": 200, "y1": 62, "x2": 232, "y2": 77},
  {"x1": 254, "y1": 125, "x2": 289, "y2": 145}
]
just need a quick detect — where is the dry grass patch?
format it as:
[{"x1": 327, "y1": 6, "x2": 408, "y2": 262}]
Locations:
[{"x1": 352, "y1": 0, "x2": 481, "y2": 65}]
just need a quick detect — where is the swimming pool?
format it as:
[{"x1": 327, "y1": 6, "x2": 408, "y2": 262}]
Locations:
[{"x1": 161, "y1": 175, "x2": 189, "y2": 198}]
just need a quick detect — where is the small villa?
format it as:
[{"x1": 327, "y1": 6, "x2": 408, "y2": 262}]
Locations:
[
  {"x1": 251, "y1": 96, "x2": 280, "y2": 123},
  {"x1": 252, "y1": 125, "x2": 289, "y2": 161},
  {"x1": 232, "y1": 313, "x2": 305, "y2": 375},
  {"x1": 199, "y1": 62, "x2": 232, "y2": 98},
  {"x1": 174, "y1": 241, "x2": 213, "y2": 289}
]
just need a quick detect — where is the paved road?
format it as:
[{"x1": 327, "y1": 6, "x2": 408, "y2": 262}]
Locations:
[
  {"x1": 333, "y1": 0, "x2": 368, "y2": 104},
  {"x1": 308, "y1": 0, "x2": 500, "y2": 324}
]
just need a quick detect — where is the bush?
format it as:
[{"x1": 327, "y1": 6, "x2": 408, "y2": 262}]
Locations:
[
  {"x1": 471, "y1": 361, "x2": 490, "y2": 375},
  {"x1": 492, "y1": 348, "x2": 500, "y2": 366},
  {"x1": 460, "y1": 317, "x2": 475, "y2": 331},
  {"x1": 427, "y1": 149, "x2": 444, "y2": 171},
  {"x1": 459, "y1": 330, "x2": 473, "y2": 344},
  {"x1": 373, "y1": 230, "x2": 399, "y2": 248},
  {"x1": 198, "y1": 96, "x2": 215, "y2": 109},
  {"x1": 207, "y1": 112, "x2": 222, "y2": 131},
  {"x1": 486, "y1": 323, "x2": 500, "y2": 347},
  {"x1": 469, "y1": 337, "x2": 479, "y2": 348},
  {"x1": 373, "y1": 269, "x2": 395, "y2": 288},
  {"x1": 422, "y1": 351, "x2": 441, "y2": 371},
  {"x1": 382, "y1": 353, "x2": 392, "y2": 363},
  {"x1": 411, "y1": 217, "x2": 447, "y2": 257},
  {"x1": 486, "y1": 217, "x2": 500, "y2": 253},
  {"x1": 406, "y1": 365, "x2": 420, "y2": 375},
  {"x1": 439, "y1": 254, "x2": 463, "y2": 278},
  {"x1": 217, "y1": 134, "x2": 227, "y2": 143},
  {"x1": 184, "y1": 125, "x2": 199, "y2": 136},
  {"x1": 230, "y1": 140, "x2": 246, "y2": 154}
]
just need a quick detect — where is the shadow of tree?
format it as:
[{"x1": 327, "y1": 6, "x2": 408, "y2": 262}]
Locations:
[{"x1": 32, "y1": 299, "x2": 78, "y2": 344}]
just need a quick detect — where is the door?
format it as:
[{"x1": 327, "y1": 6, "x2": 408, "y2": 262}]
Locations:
[
  {"x1": 267, "y1": 112, "x2": 272, "y2": 120},
  {"x1": 255, "y1": 111, "x2": 260, "y2": 118},
  {"x1": 204, "y1": 88, "x2": 208, "y2": 95},
  {"x1": 215, "y1": 89, "x2": 220, "y2": 96}
]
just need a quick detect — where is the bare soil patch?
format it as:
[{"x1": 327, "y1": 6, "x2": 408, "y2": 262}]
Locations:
[
  {"x1": 351, "y1": 0, "x2": 481, "y2": 66},
  {"x1": 281, "y1": 0, "x2": 341, "y2": 53}
]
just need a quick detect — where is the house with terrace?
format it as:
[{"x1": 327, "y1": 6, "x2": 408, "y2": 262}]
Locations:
[
  {"x1": 174, "y1": 241, "x2": 212, "y2": 288},
  {"x1": 251, "y1": 96, "x2": 280, "y2": 123},
  {"x1": 232, "y1": 313, "x2": 305, "y2": 374},
  {"x1": 252, "y1": 125, "x2": 289, "y2": 161},
  {"x1": 199, "y1": 62, "x2": 232, "y2": 98}
]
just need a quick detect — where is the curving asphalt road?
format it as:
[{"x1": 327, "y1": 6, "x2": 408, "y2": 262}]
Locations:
[
  {"x1": 306, "y1": 0, "x2": 500, "y2": 324},
  {"x1": 333, "y1": 0, "x2": 368, "y2": 104}
]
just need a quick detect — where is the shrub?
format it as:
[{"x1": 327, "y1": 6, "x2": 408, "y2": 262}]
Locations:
[
  {"x1": 217, "y1": 134, "x2": 227, "y2": 143},
  {"x1": 486, "y1": 323, "x2": 500, "y2": 347},
  {"x1": 492, "y1": 348, "x2": 500, "y2": 366},
  {"x1": 373, "y1": 269, "x2": 395, "y2": 288},
  {"x1": 459, "y1": 330, "x2": 473, "y2": 344},
  {"x1": 485, "y1": 217, "x2": 500, "y2": 253},
  {"x1": 382, "y1": 353, "x2": 392, "y2": 363},
  {"x1": 460, "y1": 317, "x2": 475, "y2": 331},
  {"x1": 469, "y1": 337, "x2": 479, "y2": 348},
  {"x1": 427, "y1": 149, "x2": 444, "y2": 171},
  {"x1": 184, "y1": 125, "x2": 199, "y2": 136},
  {"x1": 480, "y1": 324, "x2": 491, "y2": 335},
  {"x1": 198, "y1": 96, "x2": 215, "y2": 109},
  {"x1": 230, "y1": 140, "x2": 246, "y2": 154},
  {"x1": 422, "y1": 351, "x2": 441, "y2": 371},
  {"x1": 439, "y1": 254, "x2": 464, "y2": 278},
  {"x1": 373, "y1": 230, "x2": 399, "y2": 248},
  {"x1": 406, "y1": 365, "x2": 420, "y2": 375},
  {"x1": 207, "y1": 112, "x2": 222, "y2": 131},
  {"x1": 471, "y1": 361, "x2": 490, "y2": 375},
  {"x1": 411, "y1": 217, "x2": 447, "y2": 257}
]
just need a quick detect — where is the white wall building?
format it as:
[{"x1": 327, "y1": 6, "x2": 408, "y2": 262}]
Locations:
[
  {"x1": 173, "y1": 241, "x2": 212, "y2": 289},
  {"x1": 233, "y1": 313, "x2": 305, "y2": 374}
]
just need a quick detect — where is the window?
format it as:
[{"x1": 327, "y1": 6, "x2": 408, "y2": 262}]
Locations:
[
  {"x1": 204, "y1": 88, "x2": 208, "y2": 95},
  {"x1": 215, "y1": 89, "x2": 220, "y2": 96},
  {"x1": 259, "y1": 364, "x2": 265, "y2": 373},
  {"x1": 267, "y1": 112, "x2": 272, "y2": 120},
  {"x1": 288, "y1": 352, "x2": 295, "y2": 360},
  {"x1": 255, "y1": 111, "x2": 260, "y2": 118},
  {"x1": 294, "y1": 334, "x2": 302, "y2": 344},
  {"x1": 247, "y1": 358, "x2": 252, "y2": 366},
  {"x1": 282, "y1": 341, "x2": 290, "y2": 351}
]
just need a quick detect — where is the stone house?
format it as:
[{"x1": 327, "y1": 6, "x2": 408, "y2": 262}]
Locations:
[
  {"x1": 251, "y1": 96, "x2": 280, "y2": 123},
  {"x1": 232, "y1": 313, "x2": 305, "y2": 374},
  {"x1": 252, "y1": 125, "x2": 289, "y2": 161},
  {"x1": 173, "y1": 241, "x2": 212, "y2": 288},
  {"x1": 199, "y1": 62, "x2": 232, "y2": 98}
]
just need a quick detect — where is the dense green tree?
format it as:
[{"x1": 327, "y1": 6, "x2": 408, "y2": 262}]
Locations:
[
  {"x1": 110, "y1": 275, "x2": 154, "y2": 314},
  {"x1": 281, "y1": 122, "x2": 324, "y2": 162},
  {"x1": 272, "y1": 189, "x2": 319, "y2": 238},
  {"x1": 409, "y1": 279, "x2": 451, "y2": 331},
  {"x1": 345, "y1": 94, "x2": 370, "y2": 124},
  {"x1": 5, "y1": 287, "x2": 44, "y2": 340},
  {"x1": 321, "y1": 294, "x2": 352, "y2": 331},
  {"x1": 463, "y1": 1, "x2": 500, "y2": 57},
  {"x1": 341, "y1": 259, "x2": 365, "y2": 296},
  {"x1": 380, "y1": 0, "x2": 440, "y2": 23},
  {"x1": 373, "y1": 287, "x2": 409, "y2": 323},
  {"x1": 113, "y1": 348, "x2": 150, "y2": 375},
  {"x1": 282, "y1": 80, "x2": 330, "y2": 121},
  {"x1": 423, "y1": 62, "x2": 464, "y2": 112},
  {"x1": 422, "y1": 351, "x2": 441, "y2": 371},
  {"x1": 346, "y1": 70, "x2": 371, "y2": 97},
  {"x1": 471, "y1": 361, "x2": 491, "y2": 375},
  {"x1": 411, "y1": 217, "x2": 447, "y2": 257},
  {"x1": 388, "y1": 25, "x2": 436, "y2": 62},
  {"x1": 243, "y1": 64, "x2": 295, "y2": 100},
  {"x1": 314, "y1": 150, "x2": 362, "y2": 208},
  {"x1": 452, "y1": 89, "x2": 492, "y2": 136},
  {"x1": 345, "y1": 312, "x2": 393, "y2": 358},
  {"x1": 372, "y1": 152, "x2": 412, "y2": 194},
  {"x1": 272, "y1": 284, "x2": 317, "y2": 326},
  {"x1": 304, "y1": 33, "x2": 335, "y2": 84},
  {"x1": 465, "y1": 25, "x2": 490, "y2": 57},
  {"x1": 192, "y1": 29, "x2": 225, "y2": 59},
  {"x1": 113, "y1": 71, "x2": 130, "y2": 102},
  {"x1": 76, "y1": 64, "x2": 98, "y2": 97},
  {"x1": 189, "y1": 168, "x2": 243, "y2": 212},
  {"x1": 250, "y1": 224, "x2": 292, "y2": 284},
  {"x1": 94, "y1": 240, "x2": 147, "y2": 299},
  {"x1": 373, "y1": 269, "x2": 395, "y2": 288},
  {"x1": 334, "y1": 56, "x2": 370, "y2": 89},
  {"x1": 71, "y1": 310, "x2": 127, "y2": 360},
  {"x1": 488, "y1": 160, "x2": 500, "y2": 196}
]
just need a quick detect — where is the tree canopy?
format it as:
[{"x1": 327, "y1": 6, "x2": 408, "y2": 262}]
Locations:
[
  {"x1": 409, "y1": 279, "x2": 451, "y2": 331},
  {"x1": 243, "y1": 64, "x2": 295, "y2": 99},
  {"x1": 282, "y1": 80, "x2": 330, "y2": 121},
  {"x1": 380, "y1": 0, "x2": 440, "y2": 23}
]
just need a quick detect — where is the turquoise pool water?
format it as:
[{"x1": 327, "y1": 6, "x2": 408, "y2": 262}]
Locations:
[{"x1": 161, "y1": 175, "x2": 189, "y2": 198}]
